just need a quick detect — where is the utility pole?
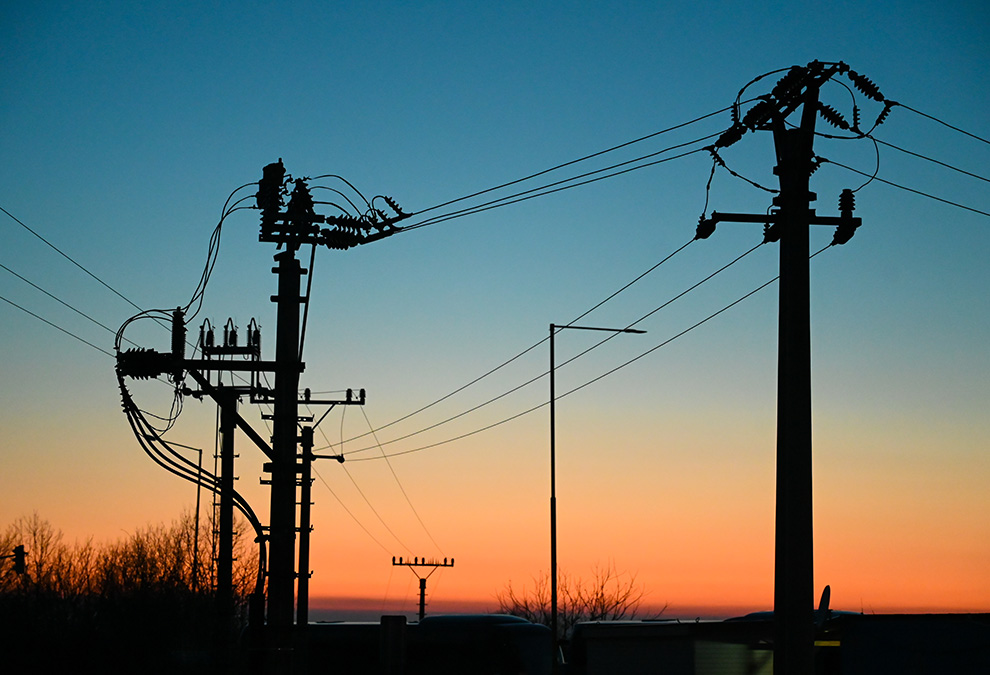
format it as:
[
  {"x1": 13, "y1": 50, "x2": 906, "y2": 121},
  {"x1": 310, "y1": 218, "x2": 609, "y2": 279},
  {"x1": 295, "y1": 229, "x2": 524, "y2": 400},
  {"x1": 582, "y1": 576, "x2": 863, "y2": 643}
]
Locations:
[
  {"x1": 392, "y1": 556, "x2": 455, "y2": 621},
  {"x1": 297, "y1": 387, "x2": 365, "y2": 626},
  {"x1": 697, "y1": 61, "x2": 864, "y2": 675},
  {"x1": 267, "y1": 246, "x2": 303, "y2": 641},
  {"x1": 116, "y1": 159, "x2": 408, "y2": 670},
  {"x1": 217, "y1": 386, "x2": 237, "y2": 629}
]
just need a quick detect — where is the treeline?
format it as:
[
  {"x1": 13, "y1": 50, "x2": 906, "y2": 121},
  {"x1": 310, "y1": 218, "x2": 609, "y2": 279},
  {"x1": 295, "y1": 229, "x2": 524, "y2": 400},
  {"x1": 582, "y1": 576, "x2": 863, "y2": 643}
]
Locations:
[{"x1": 0, "y1": 512, "x2": 258, "y2": 674}]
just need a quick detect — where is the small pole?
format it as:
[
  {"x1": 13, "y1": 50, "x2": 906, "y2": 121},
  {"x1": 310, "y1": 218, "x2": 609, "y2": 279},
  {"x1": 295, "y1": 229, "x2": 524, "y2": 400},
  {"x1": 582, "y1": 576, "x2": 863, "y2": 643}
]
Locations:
[
  {"x1": 392, "y1": 557, "x2": 454, "y2": 621},
  {"x1": 418, "y1": 578, "x2": 427, "y2": 622},
  {"x1": 297, "y1": 427, "x2": 314, "y2": 625},
  {"x1": 217, "y1": 388, "x2": 237, "y2": 632}
]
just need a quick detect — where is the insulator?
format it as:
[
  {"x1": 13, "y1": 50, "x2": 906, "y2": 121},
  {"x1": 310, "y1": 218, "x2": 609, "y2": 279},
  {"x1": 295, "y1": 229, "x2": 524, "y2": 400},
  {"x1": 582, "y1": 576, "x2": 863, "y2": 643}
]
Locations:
[
  {"x1": 742, "y1": 99, "x2": 774, "y2": 130},
  {"x1": 346, "y1": 388, "x2": 353, "y2": 402},
  {"x1": 257, "y1": 159, "x2": 286, "y2": 231},
  {"x1": 116, "y1": 348, "x2": 172, "y2": 380},
  {"x1": 286, "y1": 179, "x2": 317, "y2": 225},
  {"x1": 730, "y1": 102, "x2": 740, "y2": 126},
  {"x1": 320, "y1": 227, "x2": 363, "y2": 250},
  {"x1": 206, "y1": 327, "x2": 215, "y2": 348},
  {"x1": 695, "y1": 215, "x2": 716, "y2": 240},
  {"x1": 852, "y1": 105, "x2": 862, "y2": 132},
  {"x1": 847, "y1": 70, "x2": 884, "y2": 102},
  {"x1": 771, "y1": 66, "x2": 807, "y2": 102},
  {"x1": 875, "y1": 101, "x2": 893, "y2": 127},
  {"x1": 171, "y1": 308, "x2": 186, "y2": 360},
  {"x1": 831, "y1": 223, "x2": 858, "y2": 246},
  {"x1": 359, "y1": 388, "x2": 366, "y2": 403},
  {"x1": 838, "y1": 188, "x2": 855, "y2": 216},
  {"x1": 818, "y1": 103, "x2": 850, "y2": 130},
  {"x1": 763, "y1": 222, "x2": 780, "y2": 244},
  {"x1": 224, "y1": 318, "x2": 237, "y2": 347},
  {"x1": 382, "y1": 195, "x2": 406, "y2": 217},
  {"x1": 714, "y1": 124, "x2": 745, "y2": 149}
]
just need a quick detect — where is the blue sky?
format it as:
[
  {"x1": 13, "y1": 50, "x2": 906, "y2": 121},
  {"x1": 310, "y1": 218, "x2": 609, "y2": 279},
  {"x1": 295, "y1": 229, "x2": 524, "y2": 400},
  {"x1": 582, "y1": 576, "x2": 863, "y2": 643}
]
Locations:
[{"x1": 1, "y1": 1, "x2": 988, "y2": 616}]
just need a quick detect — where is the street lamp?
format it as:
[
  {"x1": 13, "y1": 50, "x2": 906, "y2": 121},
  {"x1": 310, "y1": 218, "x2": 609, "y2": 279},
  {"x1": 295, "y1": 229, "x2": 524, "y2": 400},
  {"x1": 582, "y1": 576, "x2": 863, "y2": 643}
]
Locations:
[{"x1": 549, "y1": 322, "x2": 645, "y2": 669}]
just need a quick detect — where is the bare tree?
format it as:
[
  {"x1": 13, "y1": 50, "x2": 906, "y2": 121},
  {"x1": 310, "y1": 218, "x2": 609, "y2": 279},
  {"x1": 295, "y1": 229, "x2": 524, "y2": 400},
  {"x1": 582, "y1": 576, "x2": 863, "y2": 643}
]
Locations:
[
  {"x1": 0, "y1": 511, "x2": 261, "y2": 673},
  {"x1": 495, "y1": 562, "x2": 666, "y2": 638}
]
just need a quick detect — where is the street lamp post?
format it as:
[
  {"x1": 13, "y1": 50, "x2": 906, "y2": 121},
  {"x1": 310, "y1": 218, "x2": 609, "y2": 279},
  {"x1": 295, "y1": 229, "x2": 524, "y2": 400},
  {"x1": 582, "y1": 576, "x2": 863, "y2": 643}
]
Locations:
[{"x1": 549, "y1": 322, "x2": 645, "y2": 670}]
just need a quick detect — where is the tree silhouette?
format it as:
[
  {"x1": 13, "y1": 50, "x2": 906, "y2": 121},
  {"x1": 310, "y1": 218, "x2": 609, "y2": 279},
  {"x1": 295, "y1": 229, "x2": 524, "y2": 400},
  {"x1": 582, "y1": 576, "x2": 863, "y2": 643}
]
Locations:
[
  {"x1": 495, "y1": 562, "x2": 666, "y2": 639},
  {"x1": 0, "y1": 511, "x2": 258, "y2": 674}
]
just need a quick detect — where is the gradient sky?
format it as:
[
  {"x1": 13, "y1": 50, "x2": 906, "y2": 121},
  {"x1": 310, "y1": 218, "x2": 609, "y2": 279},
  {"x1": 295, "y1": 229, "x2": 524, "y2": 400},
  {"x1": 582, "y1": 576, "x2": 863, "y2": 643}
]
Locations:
[{"x1": 2, "y1": 1, "x2": 988, "y2": 620}]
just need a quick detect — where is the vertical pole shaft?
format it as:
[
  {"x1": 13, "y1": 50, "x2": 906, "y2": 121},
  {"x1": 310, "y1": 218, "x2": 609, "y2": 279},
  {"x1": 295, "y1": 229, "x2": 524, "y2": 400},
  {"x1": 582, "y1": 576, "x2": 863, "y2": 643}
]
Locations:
[
  {"x1": 549, "y1": 324, "x2": 558, "y2": 668},
  {"x1": 772, "y1": 89, "x2": 819, "y2": 675},
  {"x1": 297, "y1": 427, "x2": 313, "y2": 626},
  {"x1": 419, "y1": 578, "x2": 427, "y2": 622},
  {"x1": 218, "y1": 388, "x2": 237, "y2": 631},
  {"x1": 269, "y1": 249, "x2": 303, "y2": 643},
  {"x1": 193, "y1": 447, "x2": 202, "y2": 592}
]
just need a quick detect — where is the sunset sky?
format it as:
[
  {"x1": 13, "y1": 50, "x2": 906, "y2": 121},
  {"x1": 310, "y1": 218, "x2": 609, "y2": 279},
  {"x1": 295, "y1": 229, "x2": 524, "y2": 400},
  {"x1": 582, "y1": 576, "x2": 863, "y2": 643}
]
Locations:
[{"x1": 2, "y1": 1, "x2": 988, "y2": 620}]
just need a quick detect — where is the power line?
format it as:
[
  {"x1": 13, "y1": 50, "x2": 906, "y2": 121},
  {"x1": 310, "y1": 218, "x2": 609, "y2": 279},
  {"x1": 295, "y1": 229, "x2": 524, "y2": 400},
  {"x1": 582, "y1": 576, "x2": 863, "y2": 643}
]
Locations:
[
  {"x1": 309, "y1": 405, "x2": 428, "y2": 555},
  {"x1": 347, "y1": 239, "x2": 770, "y2": 460},
  {"x1": 319, "y1": 236, "x2": 697, "y2": 453},
  {"x1": 1, "y1": 293, "x2": 114, "y2": 358},
  {"x1": 340, "y1": 462, "x2": 413, "y2": 554},
  {"x1": 312, "y1": 465, "x2": 392, "y2": 554},
  {"x1": 410, "y1": 104, "x2": 743, "y2": 219},
  {"x1": 897, "y1": 103, "x2": 990, "y2": 146},
  {"x1": 403, "y1": 142, "x2": 714, "y2": 232},
  {"x1": 820, "y1": 157, "x2": 990, "y2": 218},
  {"x1": 874, "y1": 138, "x2": 990, "y2": 184},
  {"x1": 0, "y1": 204, "x2": 145, "y2": 313},
  {"x1": 0, "y1": 261, "x2": 139, "y2": 347},
  {"x1": 360, "y1": 407, "x2": 443, "y2": 553},
  {"x1": 350, "y1": 262, "x2": 784, "y2": 463}
]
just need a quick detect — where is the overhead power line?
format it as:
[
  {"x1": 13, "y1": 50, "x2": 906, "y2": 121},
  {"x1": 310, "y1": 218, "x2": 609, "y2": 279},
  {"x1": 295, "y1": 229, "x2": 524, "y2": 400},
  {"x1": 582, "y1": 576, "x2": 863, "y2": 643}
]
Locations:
[
  {"x1": 873, "y1": 138, "x2": 990, "y2": 184},
  {"x1": 346, "y1": 238, "x2": 771, "y2": 460},
  {"x1": 0, "y1": 293, "x2": 115, "y2": 358},
  {"x1": 0, "y1": 204, "x2": 145, "y2": 313},
  {"x1": 0, "y1": 261, "x2": 139, "y2": 348},
  {"x1": 349, "y1": 266, "x2": 782, "y2": 463},
  {"x1": 820, "y1": 157, "x2": 990, "y2": 218},
  {"x1": 411, "y1": 103, "x2": 745, "y2": 219},
  {"x1": 897, "y1": 103, "x2": 990, "y2": 146},
  {"x1": 404, "y1": 142, "x2": 714, "y2": 232},
  {"x1": 321, "y1": 236, "x2": 697, "y2": 454}
]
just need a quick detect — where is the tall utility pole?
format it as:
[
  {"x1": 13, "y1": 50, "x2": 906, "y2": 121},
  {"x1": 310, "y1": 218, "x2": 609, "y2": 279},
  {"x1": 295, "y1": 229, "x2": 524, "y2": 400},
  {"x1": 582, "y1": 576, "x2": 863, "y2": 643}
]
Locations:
[
  {"x1": 267, "y1": 247, "x2": 303, "y2": 638},
  {"x1": 697, "y1": 61, "x2": 863, "y2": 675},
  {"x1": 771, "y1": 85, "x2": 818, "y2": 675}
]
